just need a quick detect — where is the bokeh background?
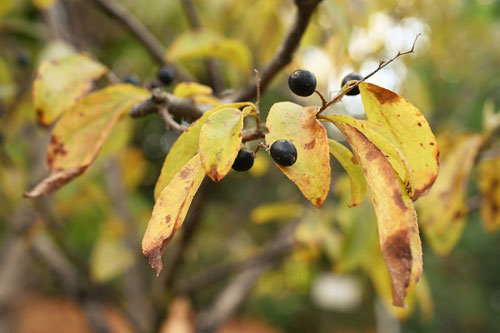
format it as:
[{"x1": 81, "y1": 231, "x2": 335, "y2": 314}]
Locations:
[{"x1": 1, "y1": 0, "x2": 499, "y2": 332}]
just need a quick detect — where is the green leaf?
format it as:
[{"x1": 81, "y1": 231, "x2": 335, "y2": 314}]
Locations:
[
  {"x1": 33, "y1": 53, "x2": 108, "y2": 126},
  {"x1": 142, "y1": 154, "x2": 205, "y2": 275},
  {"x1": 328, "y1": 139, "x2": 367, "y2": 207},
  {"x1": 167, "y1": 32, "x2": 252, "y2": 75},
  {"x1": 154, "y1": 102, "x2": 256, "y2": 200},
  {"x1": 199, "y1": 108, "x2": 243, "y2": 181},
  {"x1": 265, "y1": 102, "x2": 331, "y2": 207},
  {"x1": 24, "y1": 84, "x2": 149, "y2": 198},
  {"x1": 359, "y1": 82, "x2": 439, "y2": 200}
]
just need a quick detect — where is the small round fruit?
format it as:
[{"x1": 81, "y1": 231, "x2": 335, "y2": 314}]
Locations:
[
  {"x1": 341, "y1": 73, "x2": 363, "y2": 96},
  {"x1": 232, "y1": 149, "x2": 254, "y2": 172},
  {"x1": 157, "y1": 66, "x2": 175, "y2": 86},
  {"x1": 288, "y1": 69, "x2": 317, "y2": 97},
  {"x1": 270, "y1": 140, "x2": 297, "y2": 167}
]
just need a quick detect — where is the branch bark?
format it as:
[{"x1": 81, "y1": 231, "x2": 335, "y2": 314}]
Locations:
[{"x1": 230, "y1": 0, "x2": 322, "y2": 102}]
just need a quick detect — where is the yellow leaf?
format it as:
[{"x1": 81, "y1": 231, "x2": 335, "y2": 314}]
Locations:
[
  {"x1": 323, "y1": 115, "x2": 414, "y2": 195},
  {"x1": 328, "y1": 139, "x2": 367, "y2": 207},
  {"x1": 417, "y1": 134, "x2": 484, "y2": 255},
  {"x1": 142, "y1": 154, "x2": 205, "y2": 275},
  {"x1": 154, "y1": 102, "x2": 256, "y2": 199},
  {"x1": 199, "y1": 108, "x2": 243, "y2": 181},
  {"x1": 265, "y1": 102, "x2": 331, "y2": 207},
  {"x1": 32, "y1": 0, "x2": 57, "y2": 10},
  {"x1": 24, "y1": 85, "x2": 149, "y2": 198},
  {"x1": 250, "y1": 202, "x2": 304, "y2": 224},
  {"x1": 167, "y1": 32, "x2": 252, "y2": 75},
  {"x1": 118, "y1": 148, "x2": 147, "y2": 190},
  {"x1": 359, "y1": 82, "x2": 439, "y2": 200},
  {"x1": 173, "y1": 82, "x2": 213, "y2": 98},
  {"x1": 335, "y1": 121, "x2": 422, "y2": 308},
  {"x1": 478, "y1": 156, "x2": 500, "y2": 232},
  {"x1": 33, "y1": 53, "x2": 108, "y2": 126}
]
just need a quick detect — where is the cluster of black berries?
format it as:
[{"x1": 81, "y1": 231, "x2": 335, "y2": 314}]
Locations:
[
  {"x1": 287, "y1": 69, "x2": 363, "y2": 97},
  {"x1": 232, "y1": 140, "x2": 298, "y2": 172},
  {"x1": 123, "y1": 66, "x2": 175, "y2": 88}
]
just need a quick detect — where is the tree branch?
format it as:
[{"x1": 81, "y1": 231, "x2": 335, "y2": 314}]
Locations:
[{"x1": 230, "y1": 0, "x2": 322, "y2": 102}]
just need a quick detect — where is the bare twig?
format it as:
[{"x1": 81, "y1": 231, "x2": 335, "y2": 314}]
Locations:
[
  {"x1": 314, "y1": 89, "x2": 328, "y2": 109},
  {"x1": 159, "y1": 107, "x2": 187, "y2": 132},
  {"x1": 180, "y1": 0, "x2": 224, "y2": 94},
  {"x1": 318, "y1": 34, "x2": 421, "y2": 114},
  {"x1": 230, "y1": 0, "x2": 322, "y2": 102}
]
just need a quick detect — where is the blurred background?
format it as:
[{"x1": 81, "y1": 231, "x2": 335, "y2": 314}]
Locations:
[{"x1": 1, "y1": 0, "x2": 500, "y2": 332}]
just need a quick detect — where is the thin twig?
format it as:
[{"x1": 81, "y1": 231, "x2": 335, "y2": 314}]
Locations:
[
  {"x1": 159, "y1": 107, "x2": 187, "y2": 132},
  {"x1": 314, "y1": 89, "x2": 328, "y2": 109},
  {"x1": 242, "y1": 132, "x2": 265, "y2": 143},
  {"x1": 318, "y1": 34, "x2": 421, "y2": 114},
  {"x1": 230, "y1": 0, "x2": 322, "y2": 102}
]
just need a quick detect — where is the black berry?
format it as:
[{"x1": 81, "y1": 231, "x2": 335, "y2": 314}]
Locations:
[
  {"x1": 288, "y1": 69, "x2": 317, "y2": 97},
  {"x1": 232, "y1": 149, "x2": 254, "y2": 172},
  {"x1": 341, "y1": 73, "x2": 363, "y2": 96},
  {"x1": 157, "y1": 66, "x2": 175, "y2": 86},
  {"x1": 270, "y1": 140, "x2": 297, "y2": 167},
  {"x1": 123, "y1": 74, "x2": 140, "y2": 86}
]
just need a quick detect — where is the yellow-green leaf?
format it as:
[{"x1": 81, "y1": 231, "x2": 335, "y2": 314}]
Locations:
[
  {"x1": 154, "y1": 102, "x2": 256, "y2": 199},
  {"x1": 359, "y1": 82, "x2": 439, "y2": 200},
  {"x1": 173, "y1": 82, "x2": 213, "y2": 98},
  {"x1": 336, "y1": 121, "x2": 422, "y2": 308},
  {"x1": 417, "y1": 134, "x2": 484, "y2": 255},
  {"x1": 24, "y1": 84, "x2": 149, "y2": 198},
  {"x1": 328, "y1": 139, "x2": 367, "y2": 207},
  {"x1": 32, "y1": 0, "x2": 57, "y2": 10},
  {"x1": 33, "y1": 53, "x2": 108, "y2": 126},
  {"x1": 322, "y1": 114, "x2": 414, "y2": 195},
  {"x1": 478, "y1": 156, "x2": 500, "y2": 232},
  {"x1": 265, "y1": 102, "x2": 331, "y2": 207},
  {"x1": 250, "y1": 202, "x2": 304, "y2": 224},
  {"x1": 167, "y1": 32, "x2": 251, "y2": 75},
  {"x1": 142, "y1": 154, "x2": 205, "y2": 275},
  {"x1": 199, "y1": 108, "x2": 243, "y2": 181}
]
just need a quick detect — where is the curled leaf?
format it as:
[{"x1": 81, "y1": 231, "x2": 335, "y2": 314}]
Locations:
[
  {"x1": 359, "y1": 82, "x2": 439, "y2": 199},
  {"x1": 199, "y1": 108, "x2": 243, "y2": 181},
  {"x1": 25, "y1": 84, "x2": 149, "y2": 197},
  {"x1": 265, "y1": 102, "x2": 331, "y2": 207},
  {"x1": 335, "y1": 121, "x2": 422, "y2": 308},
  {"x1": 33, "y1": 53, "x2": 108, "y2": 125},
  {"x1": 142, "y1": 154, "x2": 205, "y2": 275},
  {"x1": 328, "y1": 139, "x2": 367, "y2": 207}
]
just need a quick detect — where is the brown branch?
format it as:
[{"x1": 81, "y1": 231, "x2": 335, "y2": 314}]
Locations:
[
  {"x1": 159, "y1": 107, "x2": 187, "y2": 132},
  {"x1": 180, "y1": 0, "x2": 224, "y2": 94},
  {"x1": 230, "y1": 0, "x2": 322, "y2": 102}
]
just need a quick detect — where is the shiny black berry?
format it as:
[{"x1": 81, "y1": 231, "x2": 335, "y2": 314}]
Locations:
[
  {"x1": 341, "y1": 73, "x2": 363, "y2": 96},
  {"x1": 157, "y1": 66, "x2": 175, "y2": 86},
  {"x1": 288, "y1": 69, "x2": 317, "y2": 97},
  {"x1": 270, "y1": 140, "x2": 297, "y2": 167},
  {"x1": 232, "y1": 149, "x2": 254, "y2": 172},
  {"x1": 123, "y1": 74, "x2": 140, "y2": 86}
]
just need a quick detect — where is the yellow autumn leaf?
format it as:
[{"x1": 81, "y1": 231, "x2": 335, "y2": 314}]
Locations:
[
  {"x1": 478, "y1": 156, "x2": 500, "y2": 232},
  {"x1": 173, "y1": 82, "x2": 213, "y2": 98},
  {"x1": 154, "y1": 102, "x2": 256, "y2": 199},
  {"x1": 417, "y1": 134, "x2": 484, "y2": 255},
  {"x1": 142, "y1": 154, "x2": 205, "y2": 275},
  {"x1": 265, "y1": 102, "x2": 331, "y2": 207},
  {"x1": 33, "y1": 53, "x2": 108, "y2": 126},
  {"x1": 359, "y1": 82, "x2": 439, "y2": 200},
  {"x1": 335, "y1": 121, "x2": 422, "y2": 308},
  {"x1": 250, "y1": 202, "x2": 304, "y2": 224},
  {"x1": 24, "y1": 84, "x2": 149, "y2": 198},
  {"x1": 32, "y1": 0, "x2": 57, "y2": 10},
  {"x1": 167, "y1": 31, "x2": 252, "y2": 76},
  {"x1": 199, "y1": 108, "x2": 243, "y2": 181},
  {"x1": 322, "y1": 115, "x2": 414, "y2": 195},
  {"x1": 328, "y1": 139, "x2": 367, "y2": 207}
]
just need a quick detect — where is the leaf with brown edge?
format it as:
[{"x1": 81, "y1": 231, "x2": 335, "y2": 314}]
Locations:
[
  {"x1": 24, "y1": 84, "x2": 149, "y2": 198},
  {"x1": 478, "y1": 156, "x2": 500, "y2": 232},
  {"x1": 265, "y1": 102, "x2": 331, "y2": 207},
  {"x1": 417, "y1": 134, "x2": 484, "y2": 255},
  {"x1": 328, "y1": 139, "x2": 367, "y2": 207},
  {"x1": 154, "y1": 102, "x2": 256, "y2": 200},
  {"x1": 199, "y1": 108, "x2": 243, "y2": 181},
  {"x1": 322, "y1": 115, "x2": 415, "y2": 196},
  {"x1": 142, "y1": 154, "x2": 205, "y2": 275},
  {"x1": 359, "y1": 82, "x2": 439, "y2": 200},
  {"x1": 335, "y1": 120, "x2": 422, "y2": 308},
  {"x1": 33, "y1": 53, "x2": 108, "y2": 126}
]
